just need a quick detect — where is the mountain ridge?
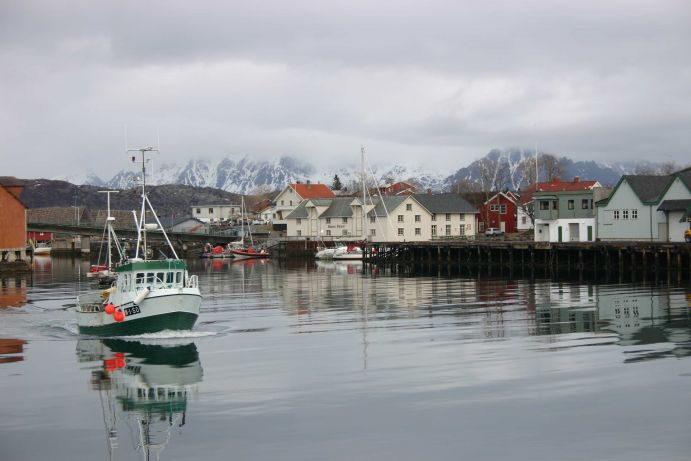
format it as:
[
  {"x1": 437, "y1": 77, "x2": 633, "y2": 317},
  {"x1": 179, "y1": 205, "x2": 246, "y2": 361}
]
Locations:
[{"x1": 56, "y1": 150, "x2": 676, "y2": 195}]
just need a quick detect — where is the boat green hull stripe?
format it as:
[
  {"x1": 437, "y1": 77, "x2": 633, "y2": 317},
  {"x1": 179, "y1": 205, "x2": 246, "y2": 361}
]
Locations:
[{"x1": 78, "y1": 312, "x2": 198, "y2": 337}]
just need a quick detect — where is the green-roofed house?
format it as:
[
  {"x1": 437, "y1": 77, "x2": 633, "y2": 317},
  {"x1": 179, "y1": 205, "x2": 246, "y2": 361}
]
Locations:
[
  {"x1": 595, "y1": 167, "x2": 691, "y2": 241},
  {"x1": 285, "y1": 193, "x2": 479, "y2": 242}
]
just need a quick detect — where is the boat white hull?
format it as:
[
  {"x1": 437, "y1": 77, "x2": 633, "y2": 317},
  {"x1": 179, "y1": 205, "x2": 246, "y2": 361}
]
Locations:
[{"x1": 77, "y1": 288, "x2": 201, "y2": 336}]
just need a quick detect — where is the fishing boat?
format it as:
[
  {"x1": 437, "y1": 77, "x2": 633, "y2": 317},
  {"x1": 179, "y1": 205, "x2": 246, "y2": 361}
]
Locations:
[{"x1": 76, "y1": 147, "x2": 202, "y2": 336}]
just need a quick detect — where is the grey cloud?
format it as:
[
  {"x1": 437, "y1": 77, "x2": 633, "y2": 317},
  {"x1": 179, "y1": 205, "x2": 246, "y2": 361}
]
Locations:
[{"x1": 0, "y1": 0, "x2": 690, "y2": 178}]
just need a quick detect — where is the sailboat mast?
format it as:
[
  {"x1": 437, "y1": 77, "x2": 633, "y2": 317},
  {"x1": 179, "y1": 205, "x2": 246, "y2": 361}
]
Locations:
[{"x1": 361, "y1": 147, "x2": 367, "y2": 240}]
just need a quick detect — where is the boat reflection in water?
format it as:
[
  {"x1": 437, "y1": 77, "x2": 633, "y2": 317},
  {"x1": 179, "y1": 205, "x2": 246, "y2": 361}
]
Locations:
[{"x1": 76, "y1": 339, "x2": 202, "y2": 460}]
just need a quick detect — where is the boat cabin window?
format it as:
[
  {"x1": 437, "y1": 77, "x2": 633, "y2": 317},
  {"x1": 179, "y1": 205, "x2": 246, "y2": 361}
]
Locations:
[
  {"x1": 156, "y1": 272, "x2": 165, "y2": 284},
  {"x1": 146, "y1": 273, "x2": 154, "y2": 284},
  {"x1": 176, "y1": 272, "x2": 182, "y2": 284},
  {"x1": 166, "y1": 272, "x2": 174, "y2": 284},
  {"x1": 136, "y1": 273, "x2": 145, "y2": 285}
]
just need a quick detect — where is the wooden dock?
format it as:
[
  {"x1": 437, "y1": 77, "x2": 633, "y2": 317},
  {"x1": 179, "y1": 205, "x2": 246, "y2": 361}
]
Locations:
[{"x1": 361, "y1": 240, "x2": 691, "y2": 278}]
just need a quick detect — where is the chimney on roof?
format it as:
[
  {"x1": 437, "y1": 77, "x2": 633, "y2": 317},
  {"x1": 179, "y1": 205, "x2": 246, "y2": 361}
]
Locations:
[
  {"x1": 427, "y1": 188, "x2": 432, "y2": 195},
  {"x1": 573, "y1": 176, "x2": 580, "y2": 183}
]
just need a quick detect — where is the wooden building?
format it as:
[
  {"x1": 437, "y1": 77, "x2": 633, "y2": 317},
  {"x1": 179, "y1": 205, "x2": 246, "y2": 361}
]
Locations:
[{"x1": 0, "y1": 178, "x2": 27, "y2": 262}]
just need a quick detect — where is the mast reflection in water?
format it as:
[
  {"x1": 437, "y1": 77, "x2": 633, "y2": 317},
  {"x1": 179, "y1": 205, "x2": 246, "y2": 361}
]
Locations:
[{"x1": 76, "y1": 340, "x2": 202, "y2": 460}]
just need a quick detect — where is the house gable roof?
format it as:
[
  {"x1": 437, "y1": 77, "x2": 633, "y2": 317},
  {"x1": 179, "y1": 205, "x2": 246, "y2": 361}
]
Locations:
[
  {"x1": 291, "y1": 183, "x2": 335, "y2": 199},
  {"x1": 0, "y1": 177, "x2": 26, "y2": 208},
  {"x1": 368, "y1": 196, "x2": 407, "y2": 217},
  {"x1": 412, "y1": 193, "x2": 478, "y2": 214},
  {"x1": 535, "y1": 178, "x2": 599, "y2": 192}
]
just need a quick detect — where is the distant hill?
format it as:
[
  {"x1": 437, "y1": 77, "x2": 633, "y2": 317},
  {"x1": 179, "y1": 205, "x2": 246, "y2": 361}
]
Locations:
[{"x1": 14, "y1": 178, "x2": 243, "y2": 219}]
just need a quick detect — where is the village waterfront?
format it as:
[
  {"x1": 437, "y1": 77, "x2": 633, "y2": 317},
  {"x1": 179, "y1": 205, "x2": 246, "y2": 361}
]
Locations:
[{"x1": 1, "y1": 256, "x2": 690, "y2": 460}]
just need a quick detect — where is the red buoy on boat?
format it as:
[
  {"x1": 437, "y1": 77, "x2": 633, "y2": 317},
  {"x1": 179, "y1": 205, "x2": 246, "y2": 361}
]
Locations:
[
  {"x1": 114, "y1": 310, "x2": 125, "y2": 322},
  {"x1": 104, "y1": 303, "x2": 115, "y2": 315}
]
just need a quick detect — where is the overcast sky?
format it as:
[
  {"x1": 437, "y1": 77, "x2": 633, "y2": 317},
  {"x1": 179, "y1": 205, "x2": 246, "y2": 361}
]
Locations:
[{"x1": 1, "y1": 0, "x2": 690, "y2": 179}]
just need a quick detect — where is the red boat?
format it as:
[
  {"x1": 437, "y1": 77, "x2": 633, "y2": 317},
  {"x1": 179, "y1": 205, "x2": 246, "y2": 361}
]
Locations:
[{"x1": 230, "y1": 246, "x2": 270, "y2": 260}]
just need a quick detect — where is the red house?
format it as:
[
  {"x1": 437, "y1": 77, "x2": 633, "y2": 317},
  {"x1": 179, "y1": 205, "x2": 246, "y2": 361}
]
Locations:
[
  {"x1": 0, "y1": 178, "x2": 27, "y2": 262},
  {"x1": 477, "y1": 192, "x2": 519, "y2": 233},
  {"x1": 373, "y1": 181, "x2": 417, "y2": 196}
]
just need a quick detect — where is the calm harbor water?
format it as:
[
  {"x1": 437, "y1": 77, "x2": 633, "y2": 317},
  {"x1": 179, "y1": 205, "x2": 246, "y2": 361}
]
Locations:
[{"x1": 1, "y1": 256, "x2": 690, "y2": 460}]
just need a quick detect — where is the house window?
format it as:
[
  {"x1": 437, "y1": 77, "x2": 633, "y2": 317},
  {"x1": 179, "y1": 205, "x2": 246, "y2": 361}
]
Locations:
[
  {"x1": 431, "y1": 225, "x2": 437, "y2": 236},
  {"x1": 521, "y1": 216, "x2": 527, "y2": 224},
  {"x1": 370, "y1": 228, "x2": 376, "y2": 236},
  {"x1": 479, "y1": 222, "x2": 485, "y2": 231},
  {"x1": 209, "y1": 208, "x2": 214, "y2": 213},
  {"x1": 582, "y1": 199, "x2": 589, "y2": 209},
  {"x1": 196, "y1": 208, "x2": 201, "y2": 214},
  {"x1": 296, "y1": 218, "x2": 301, "y2": 225},
  {"x1": 326, "y1": 218, "x2": 331, "y2": 224},
  {"x1": 445, "y1": 225, "x2": 451, "y2": 235},
  {"x1": 459, "y1": 214, "x2": 465, "y2": 221},
  {"x1": 499, "y1": 205, "x2": 507, "y2": 214},
  {"x1": 552, "y1": 200, "x2": 558, "y2": 210},
  {"x1": 297, "y1": 230, "x2": 302, "y2": 237},
  {"x1": 622, "y1": 209, "x2": 629, "y2": 220},
  {"x1": 398, "y1": 228, "x2": 404, "y2": 236},
  {"x1": 342, "y1": 217, "x2": 348, "y2": 224},
  {"x1": 490, "y1": 204, "x2": 499, "y2": 212},
  {"x1": 370, "y1": 216, "x2": 376, "y2": 223},
  {"x1": 281, "y1": 200, "x2": 284, "y2": 206},
  {"x1": 342, "y1": 229, "x2": 348, "y2": 236},
  {"x1": 632, "y1": 209, "x2": 638, "y2": 219},
  {"x1": 568, "y1": 200, "x2": 574, "y2": 210},
  {"x1": 406, "y1": 204, "x2": 412, "y2": 211},
  {"x1": 415, "y1": 215, "x2": 421, "y2": 222},
  {"x1": 459, "y1": 226, "x2": 466, "y2": 236},
  {"x1": 326, "y1": 230, "x2": 331, "y2": 236},
  {"x1": 445, "y1": 213, "x2": 451, "y2": 221},
  {"x1": 398, "y1": 215, "x2": 404, "y2": 223},
  {"x1": 415, "y1": 228, "x2": 421, "y2": 235},
  {"x1": 613, "y1": 210, "x2": 620, "y2": 220},
  {"x1": 432, "y1": 214, "x2": 437, "y2": 221},
  {"x1": 290, "y1": 200, "x2": 293, "y2": 206},
  {"x1": 539, "y1": 201, "x2": 549, "y2": 210}
]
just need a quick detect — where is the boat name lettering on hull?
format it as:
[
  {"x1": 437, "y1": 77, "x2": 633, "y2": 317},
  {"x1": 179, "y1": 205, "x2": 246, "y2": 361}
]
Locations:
[{"x1": 124, "y1": 305, "x2": 141, "y2": 316}]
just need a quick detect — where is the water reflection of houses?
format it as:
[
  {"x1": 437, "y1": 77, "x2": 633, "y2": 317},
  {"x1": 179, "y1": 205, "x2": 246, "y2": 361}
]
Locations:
[
  {"x1": 76, "y1": 339, "x2": 202, "y2": 460},
  {"x1": 534, "y1": 283, "x2": 691, "y2": 358},
  {"x1": 0, "y1": 276, "x2": 28, "y2": 309}
]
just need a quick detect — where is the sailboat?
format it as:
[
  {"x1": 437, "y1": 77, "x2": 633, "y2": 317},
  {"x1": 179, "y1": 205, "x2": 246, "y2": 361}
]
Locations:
[
  {"x1": 229, "y1": 196, "x2": 270, "y2": 260},
  {"x1": 332, "y1": 147, "x2": 369, "y2": 261},
  {"x1": 76, "y1": 147, "x2": 202, "y2": 336}
]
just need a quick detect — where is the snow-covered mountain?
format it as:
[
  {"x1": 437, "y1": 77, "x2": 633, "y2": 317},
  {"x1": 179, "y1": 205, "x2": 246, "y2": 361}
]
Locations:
[{"x1": 57, "y1": 150, "x2": 672, "y2": 194}]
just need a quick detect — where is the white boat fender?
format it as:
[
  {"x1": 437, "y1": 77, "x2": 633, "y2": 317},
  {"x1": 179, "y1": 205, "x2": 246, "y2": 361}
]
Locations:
[{"x1": 133, "y1": 288, "x2": 150, "y2": 305}]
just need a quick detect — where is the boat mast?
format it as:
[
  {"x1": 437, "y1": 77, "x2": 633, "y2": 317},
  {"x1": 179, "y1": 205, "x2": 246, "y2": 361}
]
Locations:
[
  {"x1": 361, "y1": 146, "x2": 367, "y2": 241},
  {"x1": 98, "y1": 190, "x2": 119, "y2": 270},
  {"x1": 128, "y1": 147, "x2": 155, "y2": 259}
]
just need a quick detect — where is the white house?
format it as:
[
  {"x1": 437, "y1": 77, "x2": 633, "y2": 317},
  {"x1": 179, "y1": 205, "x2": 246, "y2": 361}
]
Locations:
[
  {"x1": 285, "y1": 193, "x2": 479, "y2": 242},
  {"x1": 272, "y1": 182, "x2": 336, "y2": 225},
  {"x1": 596, "y1": 168, "x2": 691, "y2": 242},
  {"x1": 191, "y1": 204, "x2": 241, "y2": 223}
]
